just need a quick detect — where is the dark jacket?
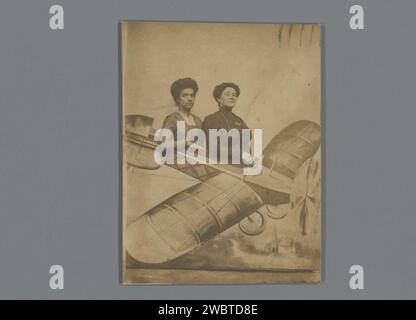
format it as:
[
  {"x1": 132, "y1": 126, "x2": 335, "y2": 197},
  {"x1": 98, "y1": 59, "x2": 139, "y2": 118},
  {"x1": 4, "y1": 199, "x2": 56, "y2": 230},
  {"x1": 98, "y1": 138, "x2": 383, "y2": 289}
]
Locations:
[
  {"x1": 202, "y1": 108, "x2": 249, "y2": 133},
  {"x1": 202, "y1": 107, "x2": 250, "y2": 164}
]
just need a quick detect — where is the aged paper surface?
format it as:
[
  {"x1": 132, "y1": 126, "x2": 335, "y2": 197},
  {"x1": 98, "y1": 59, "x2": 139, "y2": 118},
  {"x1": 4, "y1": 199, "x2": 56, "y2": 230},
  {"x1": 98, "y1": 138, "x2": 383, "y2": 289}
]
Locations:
[{"x1": 122, "y1": 21, "x2": 321, "y2": 284}]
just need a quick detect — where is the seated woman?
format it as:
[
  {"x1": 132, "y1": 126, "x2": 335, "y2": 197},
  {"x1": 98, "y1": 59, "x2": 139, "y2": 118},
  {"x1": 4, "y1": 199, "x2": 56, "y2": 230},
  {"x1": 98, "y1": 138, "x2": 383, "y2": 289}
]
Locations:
[
  {"x1": 162, "y1": 77, "x2": 202, "y2": 139},
  {"x1": 202, "y1": 82, "x2": 250, "y2": 165},
  {"x1": 161, "y1": 78, "x2": 203, "y2": 164}
]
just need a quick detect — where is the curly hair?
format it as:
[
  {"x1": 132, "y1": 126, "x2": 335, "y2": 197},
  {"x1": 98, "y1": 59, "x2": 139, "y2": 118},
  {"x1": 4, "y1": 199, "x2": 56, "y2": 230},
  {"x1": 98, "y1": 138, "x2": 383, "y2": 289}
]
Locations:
[
  {"x1": 170, "y1": 78, "x2": 199, "y2": 105},
  {"x1": 213, "y1": 82, "x2": 240, "y2": 104}
]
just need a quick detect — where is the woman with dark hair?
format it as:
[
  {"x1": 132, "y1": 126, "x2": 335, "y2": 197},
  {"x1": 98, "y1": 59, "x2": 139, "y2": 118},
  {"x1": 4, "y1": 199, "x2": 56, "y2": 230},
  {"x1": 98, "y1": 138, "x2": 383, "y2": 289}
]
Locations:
[
  {"x1": 202, "y1": 82, "x2": 248, "y2": 133},
  {"x1": 202, "y1": 82, "x2": 250, "y2": 163},
  {"x1": 162, "y1": 78, "x2": 202, "y2": 138}
]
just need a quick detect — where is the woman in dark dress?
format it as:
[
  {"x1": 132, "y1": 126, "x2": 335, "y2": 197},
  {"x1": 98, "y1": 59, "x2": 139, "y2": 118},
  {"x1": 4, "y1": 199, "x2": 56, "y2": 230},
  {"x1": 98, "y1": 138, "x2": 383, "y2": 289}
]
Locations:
[{"x1": 202, "y1": 82, "x2": 250, "y2": 164}]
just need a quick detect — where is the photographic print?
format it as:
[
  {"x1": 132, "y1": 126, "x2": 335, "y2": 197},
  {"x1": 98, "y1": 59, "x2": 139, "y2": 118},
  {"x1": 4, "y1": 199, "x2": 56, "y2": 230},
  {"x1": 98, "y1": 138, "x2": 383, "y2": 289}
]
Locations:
[{"x1": 121, "y1": 21, "x2": 321, "y2": 284}]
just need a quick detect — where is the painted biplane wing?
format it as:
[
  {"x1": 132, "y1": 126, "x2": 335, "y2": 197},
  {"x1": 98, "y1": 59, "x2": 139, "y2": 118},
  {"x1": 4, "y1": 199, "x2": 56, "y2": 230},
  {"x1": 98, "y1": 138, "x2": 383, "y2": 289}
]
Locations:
[{"x1": 124, "y1": 115, "x2": 321, "y2": 264}]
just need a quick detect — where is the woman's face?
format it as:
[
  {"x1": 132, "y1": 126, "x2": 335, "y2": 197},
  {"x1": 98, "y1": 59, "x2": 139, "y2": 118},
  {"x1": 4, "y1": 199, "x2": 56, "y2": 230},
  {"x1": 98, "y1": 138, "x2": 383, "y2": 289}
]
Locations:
[
  {"x1": 176, "y1": 88, "x2": 196, "y2": 112},
  {"x1": 217, "y1": 87, "x2": 238, "y2": 109}
]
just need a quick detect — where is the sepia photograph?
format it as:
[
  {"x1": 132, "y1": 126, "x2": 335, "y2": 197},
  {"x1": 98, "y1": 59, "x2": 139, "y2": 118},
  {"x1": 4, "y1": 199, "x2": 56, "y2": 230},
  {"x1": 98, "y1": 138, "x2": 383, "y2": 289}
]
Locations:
[{"x1": 121, "y1": 21, "x2": 322, "y2": 284}]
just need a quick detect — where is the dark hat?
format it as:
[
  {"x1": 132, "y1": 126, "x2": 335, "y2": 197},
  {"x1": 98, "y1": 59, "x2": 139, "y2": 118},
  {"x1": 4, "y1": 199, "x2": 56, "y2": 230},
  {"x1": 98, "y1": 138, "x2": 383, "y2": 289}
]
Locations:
[{"x1": 213, "y1": 82, "x2": 240, "y2": 101}]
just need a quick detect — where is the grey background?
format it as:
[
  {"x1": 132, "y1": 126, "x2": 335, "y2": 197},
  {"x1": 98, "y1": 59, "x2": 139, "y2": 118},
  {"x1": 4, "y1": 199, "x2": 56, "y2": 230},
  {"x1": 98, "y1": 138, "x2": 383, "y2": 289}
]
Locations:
[{"x1": 0, "y1": 0, "x2": 414, "y2": 299}]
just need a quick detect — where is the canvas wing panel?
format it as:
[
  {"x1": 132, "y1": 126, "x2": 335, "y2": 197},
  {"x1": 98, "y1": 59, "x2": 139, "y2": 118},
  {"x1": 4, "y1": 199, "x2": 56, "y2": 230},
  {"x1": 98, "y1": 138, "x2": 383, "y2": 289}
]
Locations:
[
  {"x1": 262, "y1": 120, "x2": 321, "y2": 179},
  {"x1": 167, "y1": 163, "x2": 221, "y2": 181},
  {"x1": 126, "y1": 173, "x2": 263, "y2": 264}
]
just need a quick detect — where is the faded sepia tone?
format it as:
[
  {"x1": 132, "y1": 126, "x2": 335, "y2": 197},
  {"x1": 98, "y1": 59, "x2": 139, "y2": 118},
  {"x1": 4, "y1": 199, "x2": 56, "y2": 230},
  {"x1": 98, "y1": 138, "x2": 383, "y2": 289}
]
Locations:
[{"x1": 122, "y1": 21, "x2": 321, "y2": 284}]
